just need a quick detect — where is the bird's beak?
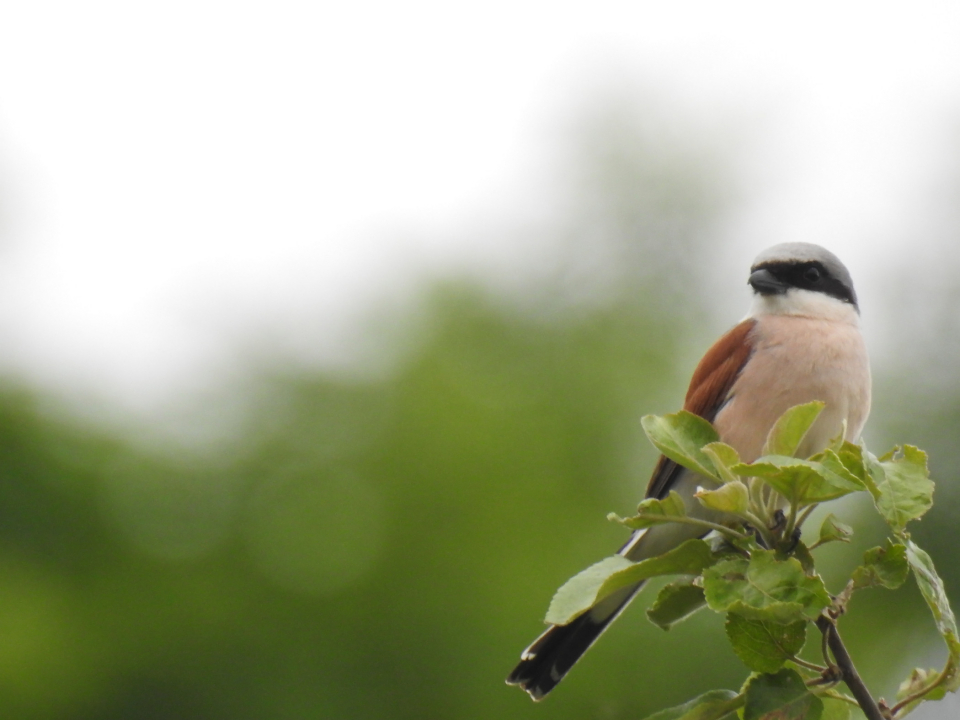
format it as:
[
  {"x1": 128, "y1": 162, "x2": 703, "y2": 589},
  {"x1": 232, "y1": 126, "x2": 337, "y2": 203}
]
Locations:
[{"x1": 749, "y1": 268, "x2": 788, "y2": 295}]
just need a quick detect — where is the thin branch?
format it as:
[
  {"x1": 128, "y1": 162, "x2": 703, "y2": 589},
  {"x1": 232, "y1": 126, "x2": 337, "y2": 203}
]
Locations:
[
  {"x1": 816, "y1": 615, "x2": 886, "y2": 720},
  {"x1": 820, "y1": 619, "x2": 832, "y2": 667},
  {"x1": 889, "y1": 670, "x2": 949, "y2": 717}
]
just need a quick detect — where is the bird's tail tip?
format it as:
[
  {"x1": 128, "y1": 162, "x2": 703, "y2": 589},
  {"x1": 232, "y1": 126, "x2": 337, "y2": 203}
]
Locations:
[{"x1": 506, "y1": 584, "x2": 640, "y2": 700}]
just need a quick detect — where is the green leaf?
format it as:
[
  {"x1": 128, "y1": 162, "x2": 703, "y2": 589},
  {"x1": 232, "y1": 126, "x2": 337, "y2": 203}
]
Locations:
[
  {"x1": 762, "y1": 401, "x2": 825, "y2": 458},
  {"x1": 743, "y1": 668, "x2": 823, "y2": 720},
  {"x1": 858, "y1": 451, "x2": 881, "y2": 500},
  {"x1": 610, "y1": 491, "x2": 688, "y2": 530},
  {"x1": 851, "y1": 542, "x2": 908, "y2": 590},
  {"x1": 791, "y1": 541, "x2": 816, "y2": 575},
  {"x1": 546, "y1": 539, "x2": 716, "y2": 625},
  {"x1": 731, "y1": 456, "x2": 862, "y2": 506},
  {"x1": 726, "y1": 613, "x2": 806, "y2": 673},
  {"x1": 545, "y1": 555, "x2": 632, "y2": 625},
  {"x1": 647, "y1": 579, "x2": 707, "y2": 630},
  {"x1": 834, "y1": 441, "x2": 866, "y2": 484},
  {"x1": 703, "y1": 550, "x2": 830, "y2": 621},
  {"x1": 897, "y1": 667, "x2": 944, "y2": 700},
  {"x1": 726, "y1": 600, "x2": 809, "y2": 624},
  {"x1": 826, "y1": 420, "x2": 848, "y2": 453},
  {"x1": 811, "y1": 449, "x2": 863, "y2": 487},
  {"x1": 641, "y1": 689, "x2": 742, "y2": 720},
  {"x1": 895, "y1": 667, "x2": 947, "y2": 716},
  {"x1": 642, "y1": 411, "x2": 721, "y2": 480},
  {"x1": 905, "y1": 540, "x2": 960, "y2": 691},
  {"x1": 696, "y1": 481, "x2": 749, "y2": 515},
  {"x1": 703, "y1": 442, "x2": 742, "y2": 483},
  {"x1": 864, "y1": 446, "x2": 934, "y2": 531},
  {"x1": 640, "y1": 490, "x2": 688, "y2": 517},
  {"x1": 819, "y1": 697, "x2": 851, "y2": 720},
  {"x1": 816, "y1": 514, "x2": 853, "y2": 546}
]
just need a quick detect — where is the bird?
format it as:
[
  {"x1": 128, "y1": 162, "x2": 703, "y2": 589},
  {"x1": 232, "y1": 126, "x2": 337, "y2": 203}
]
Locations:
[{"x1": 506, "y1": 242, "x2": 871, "y2": 700}]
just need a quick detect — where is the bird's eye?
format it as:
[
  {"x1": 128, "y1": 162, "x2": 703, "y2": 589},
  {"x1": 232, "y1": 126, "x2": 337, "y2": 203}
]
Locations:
[{"x1": 803, "y1": 267, "x2": 821, "y2": 283}]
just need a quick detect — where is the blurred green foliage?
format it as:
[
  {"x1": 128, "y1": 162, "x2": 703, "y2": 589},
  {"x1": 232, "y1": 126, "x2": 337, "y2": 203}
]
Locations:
[
  {"x1": 0, "y1": 100, "x2": 953, "y2": 719},
  {"x1": 0, "y1": 285, "x2": 738, "y2": 719}
]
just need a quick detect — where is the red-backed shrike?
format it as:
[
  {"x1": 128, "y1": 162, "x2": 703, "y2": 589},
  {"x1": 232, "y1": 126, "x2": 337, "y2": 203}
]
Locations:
[{"x1": 507, "y1": 242, "x2": 871, "y2": 700}]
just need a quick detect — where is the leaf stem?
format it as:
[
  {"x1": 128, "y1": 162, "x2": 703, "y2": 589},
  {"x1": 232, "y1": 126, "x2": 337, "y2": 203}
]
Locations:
[
  {"x1": 816, "y1": 615, "x2": 886, "y2": 720},
  {"x1": 822, "y1": 690, "x2": 860, "y2": 708},
  {"x1": 630, "y1": 513, "x2": 752, "y2": 541},
  {"x1": 795, "y1": 503, "x2": 819, "y2": 532},
  {"x1": 749, "y1": 477, "x2": 768, "y2": 520},
  {"x1": 764, "y1": 487, "x2": 782, "y2": 523},
  {"x1": 742, "y1": 511, "x2": 776, "y2": 547},
  {"x1": 806, "y1": 675, "x2": 839, "y2": 687},
  {"x1": 783, "y1": 501, "x2": 800, "y2": 544},
  {"x1": 791, "y1": 656, "x2": 828, "y2": 673}
]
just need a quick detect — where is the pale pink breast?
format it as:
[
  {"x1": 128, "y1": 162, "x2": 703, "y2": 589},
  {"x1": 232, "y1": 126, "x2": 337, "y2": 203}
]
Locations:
[{"x1": 712, "y1": 314, "x2": 871, "y2": 463}]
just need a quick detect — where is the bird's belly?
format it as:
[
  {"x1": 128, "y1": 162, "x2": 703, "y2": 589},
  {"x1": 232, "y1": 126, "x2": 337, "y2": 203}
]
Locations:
[{"x1": 713, "y1": 315, "x2": 871, "y2": 463}]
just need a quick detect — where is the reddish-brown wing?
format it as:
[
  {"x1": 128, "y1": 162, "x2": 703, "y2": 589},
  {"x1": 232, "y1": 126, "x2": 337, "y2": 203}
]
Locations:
[
  {"x1": 683, "y1": 318, "x2": 757, "y2": 420},
  {"x1": 645, "y1": 319, "x2": 757, "y2": 499}
]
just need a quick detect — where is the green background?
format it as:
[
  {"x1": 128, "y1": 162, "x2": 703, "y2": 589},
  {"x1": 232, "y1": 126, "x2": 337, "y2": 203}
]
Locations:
[{"x1": 0, "y1": 101, "x2": 956, "y2": 720}]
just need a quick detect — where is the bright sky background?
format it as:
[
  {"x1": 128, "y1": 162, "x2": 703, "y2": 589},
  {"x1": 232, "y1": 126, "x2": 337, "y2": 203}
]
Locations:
[{"x1": 0, "y1": 1, "x2": 959, "y2": 415}]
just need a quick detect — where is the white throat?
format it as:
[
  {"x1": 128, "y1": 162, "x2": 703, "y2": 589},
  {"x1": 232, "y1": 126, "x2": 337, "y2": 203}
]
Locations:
[{"x1": 749, "y1": 288, "x2": 860, "y2": 325}]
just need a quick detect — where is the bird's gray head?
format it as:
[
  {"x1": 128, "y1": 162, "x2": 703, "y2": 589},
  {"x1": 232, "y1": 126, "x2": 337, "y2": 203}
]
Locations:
[{"x1": 748, "y1": 242, "x2": 858, "y2": 312}]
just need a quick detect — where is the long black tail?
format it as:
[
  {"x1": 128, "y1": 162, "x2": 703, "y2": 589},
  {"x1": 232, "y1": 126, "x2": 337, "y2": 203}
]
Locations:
[{"x1": 505, "y1": 582, "x2": 642, "y2": 700}]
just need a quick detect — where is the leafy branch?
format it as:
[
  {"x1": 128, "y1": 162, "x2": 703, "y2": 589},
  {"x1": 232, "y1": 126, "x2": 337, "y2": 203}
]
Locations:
[
  {"x1": 544, "y1": 403, "x2": 955, "y2": 720},
  {"x1": 816, "y1": 614, "x2": 884, "y2": 720}
]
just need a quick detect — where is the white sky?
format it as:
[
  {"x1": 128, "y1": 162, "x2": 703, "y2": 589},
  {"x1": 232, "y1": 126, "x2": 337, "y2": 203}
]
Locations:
[{"x1": 0, "y1": 1, "x2": 959, "y2": 414}]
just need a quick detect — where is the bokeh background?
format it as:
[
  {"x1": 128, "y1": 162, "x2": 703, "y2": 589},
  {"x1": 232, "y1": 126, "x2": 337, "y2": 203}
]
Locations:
[{"x1": 0, "y1": 2, "x2": 960, "y2": 718}]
